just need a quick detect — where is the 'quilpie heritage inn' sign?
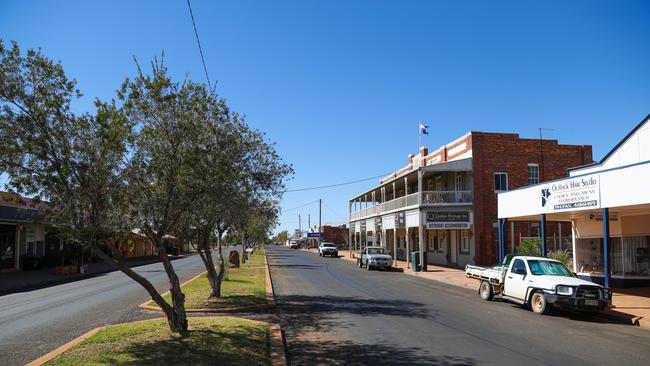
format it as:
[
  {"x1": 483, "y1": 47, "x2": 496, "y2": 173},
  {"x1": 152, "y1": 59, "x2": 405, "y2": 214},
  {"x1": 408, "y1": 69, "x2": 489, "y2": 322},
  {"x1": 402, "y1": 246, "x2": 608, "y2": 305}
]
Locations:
[{"x1": 540, "y1": 174, "x2": 600, "y2": 213}]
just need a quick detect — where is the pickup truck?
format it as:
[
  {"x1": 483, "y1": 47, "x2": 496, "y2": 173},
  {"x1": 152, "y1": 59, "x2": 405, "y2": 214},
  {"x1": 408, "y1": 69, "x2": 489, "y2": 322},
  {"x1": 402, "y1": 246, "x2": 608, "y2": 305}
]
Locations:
[
  {"x1": 466, "y1": 255, "x2": 611, "y2": 315},
  {"x1": 357, "y1": 246, "x2": 393, "y2": 271}
]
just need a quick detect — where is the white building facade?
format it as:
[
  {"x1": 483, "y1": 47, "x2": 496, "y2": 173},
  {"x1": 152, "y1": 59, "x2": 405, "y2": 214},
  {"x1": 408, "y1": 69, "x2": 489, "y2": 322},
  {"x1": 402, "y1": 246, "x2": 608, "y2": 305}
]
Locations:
[{"x1": 498, "y1": 114, "x2": 650, "y2": 287}]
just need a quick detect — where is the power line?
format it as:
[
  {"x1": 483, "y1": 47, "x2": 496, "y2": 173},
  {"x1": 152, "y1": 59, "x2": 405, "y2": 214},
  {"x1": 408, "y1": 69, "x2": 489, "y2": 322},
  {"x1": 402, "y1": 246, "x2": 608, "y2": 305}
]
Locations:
[
  {"x1": 284, "y1": 173, "x2": 390, "y2": 193},
  {"x1": 186, "y1": 0, "x2": 212, "y2": 91},
  {"x1": 282, "y1": 199, "x2": 319, "y2": 212}
]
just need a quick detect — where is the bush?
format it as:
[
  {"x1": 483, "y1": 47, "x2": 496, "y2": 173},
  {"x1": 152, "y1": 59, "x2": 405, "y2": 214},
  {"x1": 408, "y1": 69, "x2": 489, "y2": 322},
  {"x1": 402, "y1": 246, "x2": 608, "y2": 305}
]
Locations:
[
  {"x1": 516, "y1": 239, "x2": 542, "y2": 256},
  {"x1": 547, "y1": 249, "x2": 570, "y2": 266}
]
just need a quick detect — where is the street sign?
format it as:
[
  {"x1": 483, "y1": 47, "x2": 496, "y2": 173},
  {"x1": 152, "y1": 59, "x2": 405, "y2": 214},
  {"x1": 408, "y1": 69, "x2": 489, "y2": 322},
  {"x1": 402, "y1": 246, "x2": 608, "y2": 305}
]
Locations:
[{"x1": 307, "y1": 232, "x2": 323, "y2": 238}]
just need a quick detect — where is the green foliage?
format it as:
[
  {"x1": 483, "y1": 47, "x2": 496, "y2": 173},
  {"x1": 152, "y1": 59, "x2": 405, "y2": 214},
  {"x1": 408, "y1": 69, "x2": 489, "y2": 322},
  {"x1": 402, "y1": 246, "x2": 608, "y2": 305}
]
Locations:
[
  {"x1": 547, "y1": 249, "x2": 570, "y2": 266},
  {"x1": 516, "y1": 239, "x2": 542, "y2": 257}
]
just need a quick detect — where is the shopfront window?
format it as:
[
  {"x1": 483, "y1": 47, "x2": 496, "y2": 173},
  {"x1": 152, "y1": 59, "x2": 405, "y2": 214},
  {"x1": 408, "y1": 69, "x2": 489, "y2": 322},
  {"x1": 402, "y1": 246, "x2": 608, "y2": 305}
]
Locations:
[
  {"x1": 1, "y1": 227, "x2": 16, "y2": 270},
  {"x1": 576, "y1": 236, "x2": 650, "y2": 276}
]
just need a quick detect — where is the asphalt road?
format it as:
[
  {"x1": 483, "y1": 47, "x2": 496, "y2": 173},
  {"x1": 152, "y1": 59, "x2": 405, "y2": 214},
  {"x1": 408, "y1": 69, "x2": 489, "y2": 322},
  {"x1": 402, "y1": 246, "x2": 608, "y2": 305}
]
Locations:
[
  {"x1": 0, "y1": 253, "x2": 210, "y2": 365},
  {"x1": 267, "y1": 245, "x2": 650, "y2": 366}
]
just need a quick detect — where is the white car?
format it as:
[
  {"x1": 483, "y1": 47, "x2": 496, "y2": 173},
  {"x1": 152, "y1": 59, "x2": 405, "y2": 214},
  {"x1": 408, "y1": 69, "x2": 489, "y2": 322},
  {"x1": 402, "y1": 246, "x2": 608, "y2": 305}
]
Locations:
[
  {"x1": 357, "y1": 246, "x2": 393, "y2": 270},
  {"x1": 466, "y1": 255, "x2": 611, "y2": 315},
  {"x1": 318, "y1": 242, "x2": 338, "y2": 257}
]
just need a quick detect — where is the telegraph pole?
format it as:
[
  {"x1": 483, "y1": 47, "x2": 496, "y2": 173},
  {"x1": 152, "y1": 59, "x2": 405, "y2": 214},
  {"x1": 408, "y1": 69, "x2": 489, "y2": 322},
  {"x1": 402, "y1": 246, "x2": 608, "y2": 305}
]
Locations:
[
  {"x1": 319, "y1": 199, "x2": 322, "y2": 247},
  {"x1": 298, "y1": 214, "x2": 301, "y2": 235}
]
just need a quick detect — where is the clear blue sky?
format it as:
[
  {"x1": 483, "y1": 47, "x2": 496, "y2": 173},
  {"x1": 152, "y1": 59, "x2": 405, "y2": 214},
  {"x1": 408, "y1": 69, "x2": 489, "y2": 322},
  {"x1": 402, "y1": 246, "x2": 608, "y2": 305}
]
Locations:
[{"x1": 2, "y1": 0, "x2": 649, "y2": 235}]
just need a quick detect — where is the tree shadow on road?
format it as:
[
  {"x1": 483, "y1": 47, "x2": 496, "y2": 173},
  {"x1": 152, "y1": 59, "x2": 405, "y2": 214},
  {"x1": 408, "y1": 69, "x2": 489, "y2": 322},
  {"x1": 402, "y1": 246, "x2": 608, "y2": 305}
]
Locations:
[
  {"x1": 286, "y1": 338, "x2": 478, "y2": 366},
  {"x1": 276, "y1": 294, "x2": 436, "y2": 337}
]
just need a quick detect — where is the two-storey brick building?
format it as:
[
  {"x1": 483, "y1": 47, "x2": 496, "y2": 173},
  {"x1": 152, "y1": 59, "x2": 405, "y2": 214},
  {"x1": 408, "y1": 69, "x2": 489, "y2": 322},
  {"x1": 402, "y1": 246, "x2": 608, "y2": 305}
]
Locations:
[{"x1": 348, "y1": 131, "x2": 592, "y2": 267}]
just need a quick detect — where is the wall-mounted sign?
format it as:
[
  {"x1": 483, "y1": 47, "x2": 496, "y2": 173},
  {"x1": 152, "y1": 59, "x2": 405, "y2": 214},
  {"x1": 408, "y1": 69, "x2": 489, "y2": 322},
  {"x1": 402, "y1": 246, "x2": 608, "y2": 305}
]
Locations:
[
  {"x1": 375, "y1": 216, "x2": 382, "y2": 231},
  {"x1": 307, "y1": 232, "x2": 323, "y2": 238},
  {"x1": 395, "y1": 212, "x2": 406, "y2": 228},
  {"x1": 539, "y1": 174, "x2": 600, "y2": 213},
  {"x1": 426, "y1": 212, "x2": 470, "y2": 222},
  {"x1": 587, "y1": 213, "x2": 618, "y2": 221},
  {"x1": 360, "y1": 221, "x2": 366, "y2": 231},
  {"x1": 427, "y1": 222, "x2": 471, "y2": 230}
]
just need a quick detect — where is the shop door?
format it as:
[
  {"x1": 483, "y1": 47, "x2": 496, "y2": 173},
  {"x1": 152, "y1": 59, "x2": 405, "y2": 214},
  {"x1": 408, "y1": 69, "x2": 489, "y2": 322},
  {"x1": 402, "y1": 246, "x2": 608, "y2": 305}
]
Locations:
[
  {"x1": 450, "y1": 230, "x2": 458, "y2": 265},
  {"x1": 0, "y1": 225, "x2": 16, "y2": 270}
]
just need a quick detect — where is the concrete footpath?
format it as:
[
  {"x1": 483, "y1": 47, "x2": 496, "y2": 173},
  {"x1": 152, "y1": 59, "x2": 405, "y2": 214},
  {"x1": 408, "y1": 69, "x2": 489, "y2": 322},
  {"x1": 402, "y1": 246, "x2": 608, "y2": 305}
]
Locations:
[{"x1": 311, "y1": 248, "x2": 650, "y2": 329}]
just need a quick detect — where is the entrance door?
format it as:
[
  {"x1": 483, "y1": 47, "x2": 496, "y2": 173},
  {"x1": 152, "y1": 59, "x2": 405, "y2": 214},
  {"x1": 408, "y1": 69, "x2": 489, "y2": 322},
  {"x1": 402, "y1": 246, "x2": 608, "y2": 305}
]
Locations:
[
  {"x1": 0, "y1": 225, "x2": 16, "y2": 271},
  {"x1": 450, "y1": 230, "x2": 458, "y2": 265}
]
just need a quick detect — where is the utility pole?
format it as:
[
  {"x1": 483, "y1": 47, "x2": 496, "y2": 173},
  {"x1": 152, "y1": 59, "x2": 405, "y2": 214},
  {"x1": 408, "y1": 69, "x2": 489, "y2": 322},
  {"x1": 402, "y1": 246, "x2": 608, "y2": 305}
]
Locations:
[
  {"x1": 538, "y1": 128, "x2": 554, "y2": 182},
  {"x1": 298, "y1": 214, "x2": 301, "y2": 235},
  {"x1": 308, "y1": 213, "x2": 311, "y2": 230},
  {"x1": 319, "y1": 199, "x2": 322, "y2": 248}
]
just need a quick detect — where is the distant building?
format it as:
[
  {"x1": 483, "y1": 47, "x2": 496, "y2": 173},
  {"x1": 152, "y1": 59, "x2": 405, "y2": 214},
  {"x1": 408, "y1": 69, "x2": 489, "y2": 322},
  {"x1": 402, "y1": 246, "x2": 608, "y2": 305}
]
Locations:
[
  {"x1": 349, "y1": 131, "x2": 592, "y2": 267},
  {"x1": 321, "y1": 223, "x2": 349, "y2": 245}
]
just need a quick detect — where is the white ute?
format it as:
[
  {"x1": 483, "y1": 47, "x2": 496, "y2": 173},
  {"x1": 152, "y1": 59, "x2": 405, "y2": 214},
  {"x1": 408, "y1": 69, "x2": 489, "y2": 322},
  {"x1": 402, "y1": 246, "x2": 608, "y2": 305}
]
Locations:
[{"x1": 466, "y1": 255, "x2": 611, "y2": 315}]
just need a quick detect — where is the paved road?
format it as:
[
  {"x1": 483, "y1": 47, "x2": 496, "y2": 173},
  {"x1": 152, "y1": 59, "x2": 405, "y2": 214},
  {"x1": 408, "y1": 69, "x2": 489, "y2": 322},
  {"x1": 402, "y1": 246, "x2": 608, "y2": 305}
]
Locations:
[
  {"x1": 0, "y1": 254, "x2": 210, "y2": 365},
  {"x1": 268, "y1": 246, "x2": 650, "y2": 366}
]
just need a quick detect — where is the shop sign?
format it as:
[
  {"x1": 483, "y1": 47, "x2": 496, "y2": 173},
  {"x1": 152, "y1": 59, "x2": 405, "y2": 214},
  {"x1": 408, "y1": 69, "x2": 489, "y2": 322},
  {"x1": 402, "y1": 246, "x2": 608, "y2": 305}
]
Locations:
[
  {"x1": 540, "y1": 174, "x2": 600, "y2": 213},
  {"x1": 426, "y1": 211, "x2": 469, "y2": 222},
  {"x1": 375, "y1": 216, "x2": 382, "y2": 231},
  {"x1": 427, "y1": 222, "x2": 471, "y2": 229},
  {"x1": 395, "y1": 212, "x2": 406, "y2": 228},
  {"x1": 587, "y1": 213, "x2": 618, "y2": 221},
  {"x1": 26, "y1": 226, "x2": 36, "y2": 243}
]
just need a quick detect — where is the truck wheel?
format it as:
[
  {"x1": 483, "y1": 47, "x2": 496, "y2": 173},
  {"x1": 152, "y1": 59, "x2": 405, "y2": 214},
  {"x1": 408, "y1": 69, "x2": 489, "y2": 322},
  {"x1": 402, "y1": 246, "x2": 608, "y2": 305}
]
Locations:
[
  {"x1": 479, "y1": 281, "x2": 494, "y2": 301},
  {"x1": 531, "y1": 292, "x2": 550, "y2": 315}
]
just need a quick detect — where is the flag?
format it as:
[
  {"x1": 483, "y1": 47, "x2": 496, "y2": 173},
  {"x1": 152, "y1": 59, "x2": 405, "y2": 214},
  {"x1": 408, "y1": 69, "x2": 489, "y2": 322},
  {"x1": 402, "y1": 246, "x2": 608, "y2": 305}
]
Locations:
[{"x1": 419, "y1": 122, "x2": 429, "y2": 135}]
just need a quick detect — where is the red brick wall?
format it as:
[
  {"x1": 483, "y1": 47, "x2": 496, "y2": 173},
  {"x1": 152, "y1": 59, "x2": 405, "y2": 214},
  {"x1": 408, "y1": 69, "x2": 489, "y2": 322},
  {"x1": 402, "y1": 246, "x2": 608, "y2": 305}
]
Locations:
[
  {"x1": 321, "y1": 225, "x2": 349, "y2": 244},
  {"x1": 471, "y1": 132, "x2": 592, "y2": 265}
]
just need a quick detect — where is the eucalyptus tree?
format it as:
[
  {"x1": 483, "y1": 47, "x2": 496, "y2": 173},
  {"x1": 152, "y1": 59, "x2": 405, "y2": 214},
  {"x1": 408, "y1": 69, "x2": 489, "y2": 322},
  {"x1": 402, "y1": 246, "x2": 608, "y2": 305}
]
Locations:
[
  {"x1": 186, "y1": 91, "x2": 292, "y2": 298},
  {"x1": 0, "y1": 39, "x2": 130, "y2": 263},
  {"x1": 116, "y1": 58, "x2": 212, "y2": 333}
]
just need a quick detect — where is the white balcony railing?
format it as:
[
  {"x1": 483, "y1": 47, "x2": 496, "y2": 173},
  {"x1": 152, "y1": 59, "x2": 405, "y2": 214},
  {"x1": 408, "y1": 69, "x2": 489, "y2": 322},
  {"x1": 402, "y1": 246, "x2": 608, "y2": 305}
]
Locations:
[
  {"x1": 421, "y1": 190, "x2": 473, "y2": 205},
  {"x1": 350, "y1": 190, "x2": 473, "y2": 220}
]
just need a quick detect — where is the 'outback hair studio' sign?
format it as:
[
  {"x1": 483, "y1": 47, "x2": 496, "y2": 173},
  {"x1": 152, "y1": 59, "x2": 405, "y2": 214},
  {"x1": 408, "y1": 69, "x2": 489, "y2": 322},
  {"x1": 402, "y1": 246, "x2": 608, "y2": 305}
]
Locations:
[
  {"x1": 540, "y1": 174, "x2": 600, "y2": 213},
  {"x1": 426, "y1": 211, "x2": 471, "y2": 229}
]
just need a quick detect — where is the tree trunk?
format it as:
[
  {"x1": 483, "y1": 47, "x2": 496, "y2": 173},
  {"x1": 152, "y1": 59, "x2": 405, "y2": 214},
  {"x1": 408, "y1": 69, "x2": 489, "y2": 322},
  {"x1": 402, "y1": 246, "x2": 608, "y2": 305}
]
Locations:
[
  {"x1": 158, "y1": 245, "x2": 188, "y2": 334},
  {"x1": 214, "y1": 235, "x2": 226, "y2": 297},
  {"x1": 93, "y1": 246, "x2": 187, "y2": 334},
  {"x1": 199, "y1": 236, "x2": 221, "y2": 298}
]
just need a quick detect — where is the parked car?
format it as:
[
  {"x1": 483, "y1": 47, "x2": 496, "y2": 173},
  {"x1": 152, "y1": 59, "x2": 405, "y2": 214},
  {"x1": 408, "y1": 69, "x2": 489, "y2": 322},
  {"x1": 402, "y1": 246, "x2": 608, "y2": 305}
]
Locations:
[
  {"x1": 466, "y1": 255, "x2": 611, "y2": 315},
  {"x1": 357, "y1": 246, "x2": 393, "y2": 270},
  {"x1": 318, "y1": 242, "x2": 338, "y2": 257},
  {"x1": 289, "y1": 241, "x2": 299, "y2": 249}
]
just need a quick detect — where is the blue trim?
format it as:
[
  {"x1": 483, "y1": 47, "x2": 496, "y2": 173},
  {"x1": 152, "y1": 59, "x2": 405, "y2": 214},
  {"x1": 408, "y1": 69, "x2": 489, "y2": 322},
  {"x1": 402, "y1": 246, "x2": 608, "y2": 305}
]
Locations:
[
  {"x1": 603, "y1": 208, "x2": 610, "y2": 289},
  {"x1": 568, "y1": 113, "x2": 650, "y2": 172},
  {"x1": 540, "y1": 214, "x2": 546, "y2": 257}
]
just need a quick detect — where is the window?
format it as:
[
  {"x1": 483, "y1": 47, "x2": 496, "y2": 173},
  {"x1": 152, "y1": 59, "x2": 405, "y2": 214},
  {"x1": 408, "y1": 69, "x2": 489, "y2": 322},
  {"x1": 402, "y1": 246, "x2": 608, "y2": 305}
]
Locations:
[
  {"x1": 527, "y1": 163, "x2": 540, "y2": 185},
  {"x1": 528, "y1": 260, "x2": 573, "y2": 277},
  {"x1": 460, "y1": 230, "x2": 470, "y2": 254},
  {"x1": 513, "y1": 259, "x2": 527, "y2": 275},
  {"x1": 429, "y1": 231, "x2": 443, "y2": 253},
  {"x1": 494, "y1": 172, "x2": 508, "y2": 191},
  {"x1": 455, "y1": 174, "x2": 464, "y2": 191}
]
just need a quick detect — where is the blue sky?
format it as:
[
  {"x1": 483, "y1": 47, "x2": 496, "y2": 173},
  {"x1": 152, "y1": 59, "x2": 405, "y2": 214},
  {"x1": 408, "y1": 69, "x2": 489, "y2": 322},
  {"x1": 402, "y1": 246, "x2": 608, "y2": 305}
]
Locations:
[{"x1": 2, "y1": 0, "x2": 649, "y2": 235}]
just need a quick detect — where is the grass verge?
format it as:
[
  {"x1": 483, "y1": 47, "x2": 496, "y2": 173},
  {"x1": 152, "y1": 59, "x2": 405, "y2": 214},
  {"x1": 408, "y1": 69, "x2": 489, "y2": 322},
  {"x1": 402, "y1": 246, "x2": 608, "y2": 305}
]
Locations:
[
  {"x1": 147, "y1": 248, "x2": 267, "y2": 310},
  {"x1": 44, "y1": 317, "x2": 271, "y2": 366}
]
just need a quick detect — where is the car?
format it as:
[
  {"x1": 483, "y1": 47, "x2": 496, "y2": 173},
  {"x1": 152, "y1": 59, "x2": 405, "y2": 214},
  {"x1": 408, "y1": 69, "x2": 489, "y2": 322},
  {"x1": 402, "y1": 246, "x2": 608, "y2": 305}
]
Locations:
[
  {"x1": 318, "y1": 242, "x2": 338, "y2": 257},
  {"x1": 466, "y1": 255, "x2": 611, "y2": 315},
  {"x1": 289, "y1": 241, "x2": 299, "y2": 249},
  {"x1": 357, "y1": 246, "x2": 393, "y2": 270}
]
